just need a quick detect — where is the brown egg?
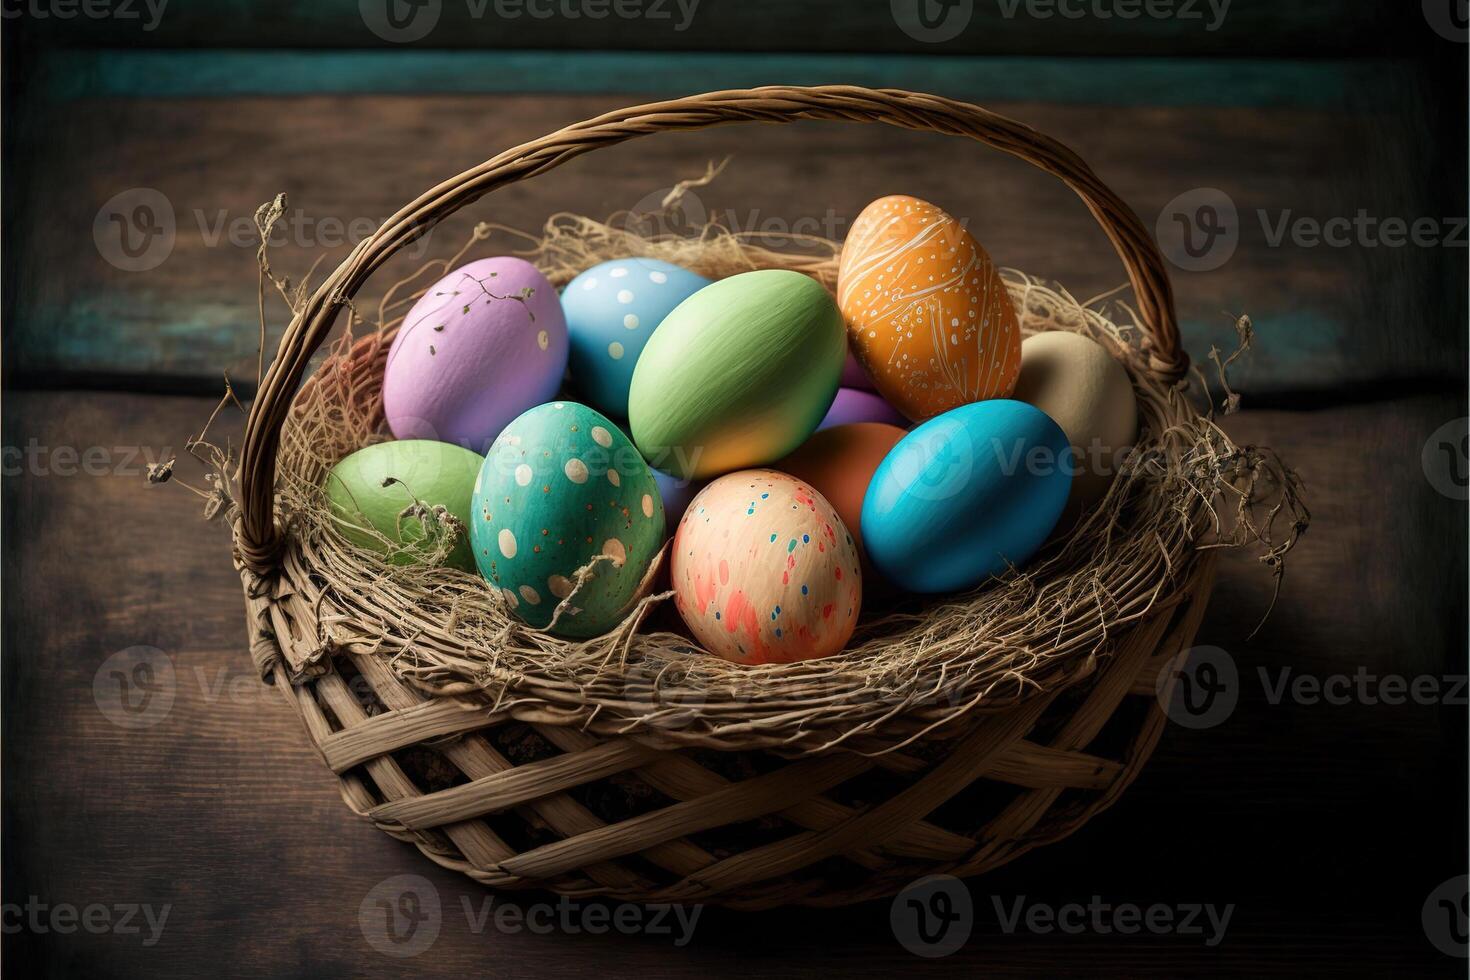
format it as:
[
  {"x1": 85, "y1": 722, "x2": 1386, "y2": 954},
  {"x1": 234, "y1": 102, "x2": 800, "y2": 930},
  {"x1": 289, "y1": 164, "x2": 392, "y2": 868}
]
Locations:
[
  {"x1": 777, "y1": 422, "x2": 907, "y2": 559},
  {"x1": 838, "y1": 195, "x2": 1021, "y2": 422}
]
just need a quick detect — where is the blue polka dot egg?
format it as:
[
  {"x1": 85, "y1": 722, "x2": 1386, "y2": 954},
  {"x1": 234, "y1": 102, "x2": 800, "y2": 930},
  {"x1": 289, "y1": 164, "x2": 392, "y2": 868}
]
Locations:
[
  {"x1": 470, "y1": 401, "x2": 666, "y2": 638},
  {"x1": 562, "y1": 258, "x2": 711, "y2": 418}
]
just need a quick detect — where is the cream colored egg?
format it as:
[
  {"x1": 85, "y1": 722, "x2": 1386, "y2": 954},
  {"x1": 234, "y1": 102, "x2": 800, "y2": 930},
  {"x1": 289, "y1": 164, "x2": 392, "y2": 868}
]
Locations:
[{"x1": 1013, "y1": 331, "x2": 1138, "y2": 508}]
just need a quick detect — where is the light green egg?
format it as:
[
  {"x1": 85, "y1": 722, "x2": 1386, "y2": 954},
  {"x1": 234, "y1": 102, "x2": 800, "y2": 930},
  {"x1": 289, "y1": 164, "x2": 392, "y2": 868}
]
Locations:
[
  {"x1": 470, "y1": 402, "x2": 666, "y2": 638},
  {"x1": 325, "y1": 440, "x2": 484, "y2": 571},
  {"x1": 627, "y1": 270, "x2": 846, "y2": 480}
]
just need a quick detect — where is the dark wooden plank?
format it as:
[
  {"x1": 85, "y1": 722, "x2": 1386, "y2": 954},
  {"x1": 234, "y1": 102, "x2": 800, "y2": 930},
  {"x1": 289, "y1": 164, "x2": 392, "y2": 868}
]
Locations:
[
  {"x1": 0, "y1": 0, "x2": 1428, "y2": 57},
  {"x1": 9, "y1": 85, "x2": 1463, "y2": 395},
  {"x1": 2, "y1": 389, "x2": 1464, "y2": 976}
]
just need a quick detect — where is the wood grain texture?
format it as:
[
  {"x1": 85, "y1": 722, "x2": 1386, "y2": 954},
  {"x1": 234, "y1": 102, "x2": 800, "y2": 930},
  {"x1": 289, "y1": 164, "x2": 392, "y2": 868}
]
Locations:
[
  {"x1": 1, "y1": 0, "x2": 1424, "y2": 57},
  {"x1": 2, "y1": 389, "x2": 1464, "y2": 976},
  {"x1": 9, "y1": 86, "x2": 1463, "y2": 394}
]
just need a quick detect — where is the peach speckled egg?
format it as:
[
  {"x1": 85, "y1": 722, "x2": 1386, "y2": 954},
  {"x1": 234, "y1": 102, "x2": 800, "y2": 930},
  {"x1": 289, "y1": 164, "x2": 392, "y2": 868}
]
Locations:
[
  {"x1": 837, "y1": 195, "x2": 1021, "y2": 422},
  {"x1": 672, "y1": 470, "x2": 862, "y2": 665}
]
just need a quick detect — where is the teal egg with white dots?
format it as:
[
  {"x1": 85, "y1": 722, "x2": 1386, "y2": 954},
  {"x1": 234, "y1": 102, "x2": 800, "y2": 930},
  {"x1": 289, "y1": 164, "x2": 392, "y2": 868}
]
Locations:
[
  {"x1": 562, "y1": 258, "x2": 711, "y2": 418},
  {"x1": 470, "y1": 401, "x2": 666, "y2": 638}
]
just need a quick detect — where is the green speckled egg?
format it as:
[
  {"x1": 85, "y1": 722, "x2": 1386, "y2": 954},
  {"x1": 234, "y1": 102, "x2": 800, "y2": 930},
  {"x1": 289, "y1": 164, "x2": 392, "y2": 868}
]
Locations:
[
  {"x1": 627, "y1": 270, "x2": 846, "y2": 480},
  {"x1": 470, "y1": 401, "x2": 666, "y2": 638},
  {"x1": 325, "y1": 440, "x2": 484, "y2": 571}
]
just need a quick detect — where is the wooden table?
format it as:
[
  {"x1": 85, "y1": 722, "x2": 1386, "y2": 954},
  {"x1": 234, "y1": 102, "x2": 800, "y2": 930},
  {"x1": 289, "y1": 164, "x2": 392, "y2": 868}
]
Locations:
[{"x1": 4, "y1": 36, "x2": 1467, "y2": 978}]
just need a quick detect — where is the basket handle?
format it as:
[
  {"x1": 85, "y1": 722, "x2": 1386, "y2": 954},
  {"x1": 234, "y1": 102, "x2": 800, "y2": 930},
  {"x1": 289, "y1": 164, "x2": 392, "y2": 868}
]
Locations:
[{"x1": 237, "y1": 84, "x2": 1186, "y2": 574}]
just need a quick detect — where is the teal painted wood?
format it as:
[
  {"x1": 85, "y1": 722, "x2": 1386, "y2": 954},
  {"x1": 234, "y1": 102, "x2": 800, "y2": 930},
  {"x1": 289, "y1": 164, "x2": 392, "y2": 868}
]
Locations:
[
  {"x1": 9, "y1": 297, "x2": 1359, "y2": 396},
  {"x1": 37, "y1": 49, "x2": 1384, "y2": 110}
]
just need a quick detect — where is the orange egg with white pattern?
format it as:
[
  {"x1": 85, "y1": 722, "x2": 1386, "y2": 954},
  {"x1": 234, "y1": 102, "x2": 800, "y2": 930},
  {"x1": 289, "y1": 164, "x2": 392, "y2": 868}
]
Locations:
[
  {"x1": 837, "y1": 195, "x2": 1021, "y2": 422},
  {"x1": 671, "y1": 470, "x2": 862, "y2": 665}
]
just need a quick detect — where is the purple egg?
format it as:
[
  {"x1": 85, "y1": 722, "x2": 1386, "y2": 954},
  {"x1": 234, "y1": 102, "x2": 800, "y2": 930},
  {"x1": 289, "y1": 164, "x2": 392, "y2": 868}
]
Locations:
[
  {"x1": 818, "y1": 387, "x2": 909, "y2": 431},
  {"x1": 653, "y1": 468, "x2": 703, "y2": 533},
  {"x1": 841, "y1": 349, "x2": 877, "y2": 391},
  {"x1": 384, "y1": 257, "x2": 568, "y2": 453}
]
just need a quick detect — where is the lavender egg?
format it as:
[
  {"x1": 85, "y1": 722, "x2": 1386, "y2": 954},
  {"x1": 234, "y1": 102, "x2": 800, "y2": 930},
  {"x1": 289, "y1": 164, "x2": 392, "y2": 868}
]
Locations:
[
  {"x1": 841, "y1": 349, "x2": 877, "y2": 391},
  {"x1": 384, "y1": 257, "x2": 568, "y2": 453},
  {"x1": 818, "y1": 387, "x2": 908, "y2": 431}
]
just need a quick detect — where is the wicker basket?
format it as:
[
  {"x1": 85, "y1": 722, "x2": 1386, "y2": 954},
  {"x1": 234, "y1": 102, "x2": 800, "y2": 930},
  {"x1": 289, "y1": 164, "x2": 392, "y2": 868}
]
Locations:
[{"x1": 232, "y1": 86, "x2": 1224, "y2": 910}]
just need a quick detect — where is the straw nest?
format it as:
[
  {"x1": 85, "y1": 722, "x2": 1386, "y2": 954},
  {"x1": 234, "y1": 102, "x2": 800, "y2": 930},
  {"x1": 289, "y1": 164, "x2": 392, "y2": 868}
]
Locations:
[{"x1": 203, "y1": 195, "x2": 1306, "y2": 760}]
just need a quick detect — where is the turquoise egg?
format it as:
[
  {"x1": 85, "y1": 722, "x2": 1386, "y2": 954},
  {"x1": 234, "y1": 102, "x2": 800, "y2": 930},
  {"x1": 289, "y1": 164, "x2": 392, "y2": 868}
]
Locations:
[
  {"x1": 861, "y1": 400, "x2": 1072, "y2": 593},
  {"x1": 562, "y1": 258, "x2": 711, "y2": 418},
  {"x1": 470, "y1": 402, "x2": 666, "y2": 638}
]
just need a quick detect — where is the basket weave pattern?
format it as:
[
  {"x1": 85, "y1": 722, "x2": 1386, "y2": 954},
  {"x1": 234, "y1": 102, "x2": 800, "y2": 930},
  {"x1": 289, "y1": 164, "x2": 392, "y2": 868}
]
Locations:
[{"x1": 233, "y1": 87, "x2": 1218, "y2": 908}]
